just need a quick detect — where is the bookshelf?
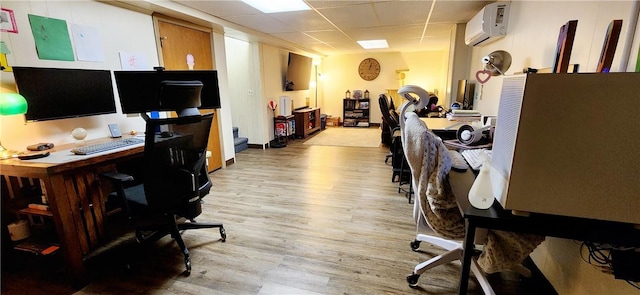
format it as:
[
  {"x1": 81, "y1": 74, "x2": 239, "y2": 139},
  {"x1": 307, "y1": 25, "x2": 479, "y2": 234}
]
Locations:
[{"x1": 343, "y1": 98, "x2": 370, "y2": 127}]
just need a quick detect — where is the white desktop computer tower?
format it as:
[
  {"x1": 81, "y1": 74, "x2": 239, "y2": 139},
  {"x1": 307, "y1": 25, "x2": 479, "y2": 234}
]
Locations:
[{"x1": 490, "y1": 72, "x2": 640, "y2": 224}]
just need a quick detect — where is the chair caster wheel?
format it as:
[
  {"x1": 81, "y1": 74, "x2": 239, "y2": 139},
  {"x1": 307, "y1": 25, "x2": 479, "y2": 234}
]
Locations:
[
  {"x1": 220, "y1": 227, "x2": 226, "y2": 242},
  {"x1": 410, "y1": 240, "x2": 421, "y2": 251},
  {"x1": 135, "y1": 230, "x2": 144, "y2": 244},
  {"x1": 407, "y1": 273, "x2": 420, "y2": 287},
  {"x1": 183, "y1": 258, "x2": 192, "y2": 276}
]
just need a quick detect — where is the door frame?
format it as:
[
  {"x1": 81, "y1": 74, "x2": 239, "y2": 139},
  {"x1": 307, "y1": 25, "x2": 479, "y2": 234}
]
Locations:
[
  {"x1": 151, "y1": 13, "x2": 225, "y2": 171},
  {"x1": 151, "y1": 14, "x2": 220, "y2": 69}
]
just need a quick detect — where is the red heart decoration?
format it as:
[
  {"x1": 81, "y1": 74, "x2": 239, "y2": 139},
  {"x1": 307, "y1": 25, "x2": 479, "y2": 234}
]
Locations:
[{"x1": 475, "y1": 70, "x2": 492, "y2": 84}]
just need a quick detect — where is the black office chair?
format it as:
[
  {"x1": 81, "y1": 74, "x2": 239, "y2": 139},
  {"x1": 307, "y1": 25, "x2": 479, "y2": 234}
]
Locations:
[
  {"x1": 379, "y1": 94, "x2": 397, "y2": 161},
  {"x1": 101, "y1": 112, "x2": 226, "y2": 276}
]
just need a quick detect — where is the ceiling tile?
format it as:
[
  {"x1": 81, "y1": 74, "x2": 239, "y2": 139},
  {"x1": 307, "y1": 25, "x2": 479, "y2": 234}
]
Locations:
[
  {"x1": 373, "y1": 1, "x2": 434, "y2": 26},
  {"x1": 225, "y1": 14, "x2": 292, "y2": 34},
  {"x1": 430, "y1": 1, "x2": 493, "y2": 23},
  {"x1": 269, "y1": 10, "x2": 336, "y2": 31},
  {"x1": 176, "y1": 0, "x2": 261, "y2": 17},
  {"x1": 316, "y1": 4, "x2": 379, "y2": 29},
  {"x1": 168, "y1": 0, "x2": 492, "y2": 56}
]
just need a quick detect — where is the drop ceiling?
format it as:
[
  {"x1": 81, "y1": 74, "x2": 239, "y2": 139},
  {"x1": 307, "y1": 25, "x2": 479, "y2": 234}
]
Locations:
[{"x1": 173, "y1": 0, "x2": 495, "y2": 56}]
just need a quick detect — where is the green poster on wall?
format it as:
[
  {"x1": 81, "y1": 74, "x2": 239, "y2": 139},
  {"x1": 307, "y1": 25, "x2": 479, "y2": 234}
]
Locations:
[{"x1": 28, "y1": 14, "x2": 74, "y2": 61}]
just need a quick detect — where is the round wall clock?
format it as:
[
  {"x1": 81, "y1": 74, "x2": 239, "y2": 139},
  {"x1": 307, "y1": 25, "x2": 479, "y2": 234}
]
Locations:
[{"x1": 358, "y1": 58, "x2": 380, "y2": 81}]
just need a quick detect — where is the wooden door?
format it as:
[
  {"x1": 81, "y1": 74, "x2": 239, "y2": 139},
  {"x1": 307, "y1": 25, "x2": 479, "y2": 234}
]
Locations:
[{"x1": 155, "y1": 16, "x2": 222, "y2": 172}]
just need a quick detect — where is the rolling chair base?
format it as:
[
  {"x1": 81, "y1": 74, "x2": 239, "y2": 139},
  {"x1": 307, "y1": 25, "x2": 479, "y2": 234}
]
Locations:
[
  {"x1": 135, "y1": 214, "x2": 226, "y2": 276},
  {"x1": 406, "y1": 234, "x2": 496, "y2": 294}
]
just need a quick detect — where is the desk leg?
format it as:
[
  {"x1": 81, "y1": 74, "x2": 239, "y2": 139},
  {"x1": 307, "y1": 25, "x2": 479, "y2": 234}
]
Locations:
[
  {"x1": 458, "y1": 219, "x2": 476, "y2": 295},
  {"x1": 43, "y1": 175, "x2": 89, "y2": 288}
]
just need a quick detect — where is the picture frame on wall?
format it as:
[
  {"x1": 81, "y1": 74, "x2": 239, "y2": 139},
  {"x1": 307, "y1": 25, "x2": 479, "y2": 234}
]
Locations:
[
  {"x1": 0, "y1": 8, "x2": 18, "y2": 33},
  {"x1": 552, "y1": 20, "x2": 578, "y2": 74}
]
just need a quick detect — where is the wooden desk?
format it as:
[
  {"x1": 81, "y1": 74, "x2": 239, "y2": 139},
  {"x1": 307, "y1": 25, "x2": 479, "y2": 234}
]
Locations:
[
  {"x1": 421, "y1": 117, "x2": 461, "y2": 140},
  {"x1": 448, "y1": 169, "x2": 640, "y2": 295},
  {"x1": 393, "y1": 117, "x2": 462, "y2": 138},
  {"x1": 419, "y1": 117, "x2": 463, "y2": 131},
  {"x1": 0, "y1": 136, "x2": 144, "y2": 288}
]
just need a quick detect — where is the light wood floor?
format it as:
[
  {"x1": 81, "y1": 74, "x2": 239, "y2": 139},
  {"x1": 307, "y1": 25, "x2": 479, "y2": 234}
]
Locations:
[{"x1": 1, "y1": 128, "x2": 550, "y2": 294}]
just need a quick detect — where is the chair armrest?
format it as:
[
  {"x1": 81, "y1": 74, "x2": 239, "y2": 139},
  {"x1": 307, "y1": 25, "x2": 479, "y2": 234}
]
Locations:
[
  {"x1": 392, "y1": 127, "x2": 401, "y2": 138},
  {"x1": 99, "y1": 171, "x2": 136, "y2": 218},
  {"x1": 176, "y1": 168, "x2": 198, "y2": 193},
  {"x1": 100, "y1": 171, "x2": 134, "y2": 183}
]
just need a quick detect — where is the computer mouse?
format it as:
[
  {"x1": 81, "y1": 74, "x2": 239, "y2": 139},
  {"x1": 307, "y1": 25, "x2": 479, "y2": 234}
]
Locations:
[{"x1": 160, "y1": 131, "x2": 173, "y2": 138}]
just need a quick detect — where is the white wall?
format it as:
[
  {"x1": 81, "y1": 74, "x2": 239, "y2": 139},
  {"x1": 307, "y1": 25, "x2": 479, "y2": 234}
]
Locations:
[
  {"x1": 0, "y1": 1, "x2": 157, "y2": 150},
  {"x1": 467, "y1": 1, "x2": 640, "y2": 294},
  {"x1": 470, "y1": 1, "x2": 638, "y2": 117},
  {"x1": 0, "y1": 0, "x2": 238, "y2": 165},
  {"x1": 225, "y1": 37, "x2": 258, "y2": 144},
  {"x1": 212, "y1": 32, "x2": 235, "y2": 165}
]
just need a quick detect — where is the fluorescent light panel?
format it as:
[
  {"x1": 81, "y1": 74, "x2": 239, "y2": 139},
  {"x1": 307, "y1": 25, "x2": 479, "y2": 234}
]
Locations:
[
  {"x1": 357, "y1": 39, "x2": 389, "y2": 49},
  {"x1": 242, "y1": 0, "x2": 311, "y2": 13}
]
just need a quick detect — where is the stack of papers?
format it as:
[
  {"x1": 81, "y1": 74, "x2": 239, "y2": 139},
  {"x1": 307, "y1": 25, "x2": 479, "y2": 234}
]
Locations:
[{"x1": 446, "y1": 110, "x2": 481, "y2": 122}]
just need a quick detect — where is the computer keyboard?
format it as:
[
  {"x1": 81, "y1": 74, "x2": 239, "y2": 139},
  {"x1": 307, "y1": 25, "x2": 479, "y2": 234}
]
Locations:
[
  {"x1": 70, "y1": 138, "x2": 144, "y2": 155},
  {"x1": 460, "y1": 148, "x2": 492, "y2": 170}
]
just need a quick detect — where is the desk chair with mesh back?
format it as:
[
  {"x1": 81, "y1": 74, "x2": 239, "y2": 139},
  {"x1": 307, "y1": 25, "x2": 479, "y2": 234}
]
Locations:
[
  {"x1": 102, "y1": 81, "x2": 225, "y2": 276},
  {"x1": 398, "y1": 85, "x2": 497, "y2": 293},
  {"x1": 402, "y1": 110, "x2": 495, "y2": 293}
]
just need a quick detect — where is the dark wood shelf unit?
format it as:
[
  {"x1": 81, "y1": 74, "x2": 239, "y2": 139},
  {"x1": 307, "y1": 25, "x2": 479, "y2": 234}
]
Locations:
[
  {"x1": 343, "y1": 99, "x2": 370, "y2": 127},
  {"x1": 293, "y1": 108, "x2": 321, "y2": 138}
]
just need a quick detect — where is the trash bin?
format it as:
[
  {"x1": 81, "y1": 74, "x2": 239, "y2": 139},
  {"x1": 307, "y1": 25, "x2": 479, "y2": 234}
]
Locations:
[{"x1": 320, "y1": 114, "x2": 327, "y2": 130}]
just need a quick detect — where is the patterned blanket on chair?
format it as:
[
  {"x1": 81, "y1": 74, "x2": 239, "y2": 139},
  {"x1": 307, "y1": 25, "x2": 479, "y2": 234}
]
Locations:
[{"x1": 403, "y1": 112, "x2": 545, "y2": 274}]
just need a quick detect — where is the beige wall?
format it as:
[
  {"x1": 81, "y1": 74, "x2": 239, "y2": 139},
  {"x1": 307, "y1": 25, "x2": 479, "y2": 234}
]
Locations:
[
  {"x1": 467, "y1": 1, "x2": 639, "y2": 294},
  {"x1": 321, "y1": 51, "x2": 446, "y2": 125}
]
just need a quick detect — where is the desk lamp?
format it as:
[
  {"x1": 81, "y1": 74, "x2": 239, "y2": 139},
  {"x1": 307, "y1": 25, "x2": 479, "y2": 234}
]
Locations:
[{"x1": 0, "y1": 87, "x2": 28, "y2": 159}]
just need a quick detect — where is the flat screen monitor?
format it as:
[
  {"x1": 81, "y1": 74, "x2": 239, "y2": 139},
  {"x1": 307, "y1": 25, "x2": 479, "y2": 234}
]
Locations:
[
  {"x1": 284, "y1": 52, "x2": 312, "y2": 91},
  {"x1": 159, "y1": 80, "x2": 203, "y2": 117},
  {"x1": 114, "y1": 70, "x2": 221, "y2": 114},
  {"x1": 13, "y1": 67, "x2": 117, "y2": 122},
  {"x1": 455, "y1": 79, "x2": 475, "y2": 110}
]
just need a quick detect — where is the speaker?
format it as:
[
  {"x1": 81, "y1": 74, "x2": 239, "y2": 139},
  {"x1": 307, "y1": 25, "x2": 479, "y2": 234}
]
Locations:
[{"x1": 456, "y1": 124, "x2": 491, "y2": 145}]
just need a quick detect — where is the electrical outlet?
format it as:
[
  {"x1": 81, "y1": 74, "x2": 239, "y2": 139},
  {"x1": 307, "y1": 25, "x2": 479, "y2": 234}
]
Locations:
[{"x1": 248, "y1": 89, "x2": 254, "y2": 96}]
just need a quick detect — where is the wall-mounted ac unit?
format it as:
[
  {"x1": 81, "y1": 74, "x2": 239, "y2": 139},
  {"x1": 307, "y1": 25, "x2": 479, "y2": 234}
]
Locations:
[{"x1": 465, "y1": 2, "x2": 510, "y2": 46}]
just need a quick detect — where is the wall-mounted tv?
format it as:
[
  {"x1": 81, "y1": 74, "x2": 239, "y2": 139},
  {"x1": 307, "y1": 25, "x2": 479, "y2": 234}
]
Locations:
[
  {"x1": 13, "y1": 67, "x2": 117, "y2": 122},
  {"x1": 114, "y1": 70, "x2": 222, "y2": 114},
  {"x1": 284, "y1": 52, "x2": 312, "y2": 91}
]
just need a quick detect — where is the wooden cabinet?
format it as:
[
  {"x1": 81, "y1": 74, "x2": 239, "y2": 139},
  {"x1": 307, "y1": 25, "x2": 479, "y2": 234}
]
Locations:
[
  {"x1": 343, "y1": 99, "x2": 370, "y2": 127},
  {"x1": 293, "y1": 108, "x2": 321, "y2": 138}
]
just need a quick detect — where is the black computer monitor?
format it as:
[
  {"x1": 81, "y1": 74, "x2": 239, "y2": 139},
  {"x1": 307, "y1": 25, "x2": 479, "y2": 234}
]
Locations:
[
  {"x1": 13, "y1": 67, "x2": 117, "y2": 122},
  {"x1": 159, "y1": 80, "x2": 203, "y2": 117},
  {"x1": 114, "y1": 70, "x2": 221, "y2": 114}
]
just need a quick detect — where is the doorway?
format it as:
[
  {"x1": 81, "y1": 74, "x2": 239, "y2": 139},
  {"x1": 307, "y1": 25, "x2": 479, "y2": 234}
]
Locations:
[{"x1": 153, "y1": 15, "x2": 222, "y2": 172}]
